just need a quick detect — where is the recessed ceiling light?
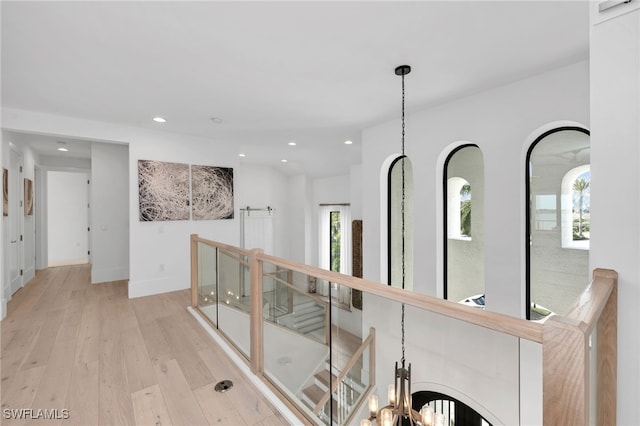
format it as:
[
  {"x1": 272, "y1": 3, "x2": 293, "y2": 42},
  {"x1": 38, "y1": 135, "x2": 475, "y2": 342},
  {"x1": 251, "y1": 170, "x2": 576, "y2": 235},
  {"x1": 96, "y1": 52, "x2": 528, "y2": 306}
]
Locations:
[
  {"x1": 281, "y1": 159, "x2": 288, "y2": 163},
  {"x1": 344, "y1": 140, "x2": 353, "y2": 145},
  {"x1": 153, "y1": 116, "x2": 166, "y2": 123},
  {"x1": 239, "y1": 153, "x2": 246, "y2": 157},
  {"x1": 57, "y1": 141, "x2": 69, "y2": 152},
  {"x1": 57, "y1": 147, "x2": 69, "y2": 152},
  {"x1": 210, "y1": 117, "x2": 224, "y2": 124},
  {"x1": 288, "y1": 141, "x2": 296, "y2": 146}
]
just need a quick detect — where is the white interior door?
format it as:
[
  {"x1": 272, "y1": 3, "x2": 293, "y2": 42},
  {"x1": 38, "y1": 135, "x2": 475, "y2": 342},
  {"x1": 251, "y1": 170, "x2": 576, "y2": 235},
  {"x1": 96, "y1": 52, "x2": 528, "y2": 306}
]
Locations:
[
  {"x1": 47, "y1": 171, "x2": 89, "y2": 267},
  {"x1": 9, "y1": 149, "x2": 24, "y2": 295}
]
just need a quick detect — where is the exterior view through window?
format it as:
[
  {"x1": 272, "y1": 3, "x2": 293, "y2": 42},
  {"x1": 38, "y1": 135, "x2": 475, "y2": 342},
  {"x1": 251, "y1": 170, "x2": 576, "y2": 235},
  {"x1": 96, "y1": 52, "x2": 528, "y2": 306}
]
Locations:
[
  {"x1": 527, "y1": 127, "x2": 590, "y2": 321},
  {"x1": 444, "y1": 145, "x2": 484, "y2": 305},
  {"x1": 330, "y1": 211, "x2": 341, "y2": 273}
]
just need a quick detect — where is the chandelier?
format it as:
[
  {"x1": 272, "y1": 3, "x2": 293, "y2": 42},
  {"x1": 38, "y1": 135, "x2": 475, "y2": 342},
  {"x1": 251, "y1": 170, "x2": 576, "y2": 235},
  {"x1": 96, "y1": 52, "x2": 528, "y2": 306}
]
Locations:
[{"x1": 361, "y1": 66, "x2": 444, "y2": 426}]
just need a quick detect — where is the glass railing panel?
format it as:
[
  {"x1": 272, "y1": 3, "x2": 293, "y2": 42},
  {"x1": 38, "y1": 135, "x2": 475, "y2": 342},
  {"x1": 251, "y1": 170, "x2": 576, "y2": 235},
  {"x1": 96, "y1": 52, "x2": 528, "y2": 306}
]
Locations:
[
  {"x1": 215, "y1": 248, "x2": 251, "y2": 358},
  {"x1": 261, "y1": 261, "x2": 331, "y2": 424},
  {"x1": 197, "y1": 242, "x2": 218, "y2": 326},
  {"x1": 363, "y1": 292, "x2": 521, "y2": 425},
  {"x1": 326, "y1": 285, "x2": 369, "y2": 425},
  {"x1": 262, "y1": 267, "x2": 329, "y2": 346}
]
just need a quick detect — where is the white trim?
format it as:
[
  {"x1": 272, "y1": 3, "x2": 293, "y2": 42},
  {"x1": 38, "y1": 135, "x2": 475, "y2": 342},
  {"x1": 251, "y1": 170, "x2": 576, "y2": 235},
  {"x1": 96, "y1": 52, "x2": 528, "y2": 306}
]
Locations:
[
  {"x1": 0, "y1": 298, "x2": 7, "y2": 321},
  {"x1": 128, "y1": 277, "x2": 186, "y2": 298},
  {"x1": 187, "y1": 306, "x2": 302, "y2": 426}
]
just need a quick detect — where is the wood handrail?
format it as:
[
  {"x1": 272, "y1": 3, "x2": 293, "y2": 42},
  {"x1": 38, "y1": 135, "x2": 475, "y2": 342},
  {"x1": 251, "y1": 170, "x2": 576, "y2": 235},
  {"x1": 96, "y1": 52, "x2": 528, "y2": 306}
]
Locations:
[
  {"x1": 258, "y1": 252, "x2": 544, "y2": 343},
  {"x1": 313, "y1": 328, "x2": 376, "y2": 414},
  {"x1": 562, "y1": 268, "x2": 617, "y2": 334},
  {"x1": 192, "y1": 234, "x2": 254, "y2": 257}
]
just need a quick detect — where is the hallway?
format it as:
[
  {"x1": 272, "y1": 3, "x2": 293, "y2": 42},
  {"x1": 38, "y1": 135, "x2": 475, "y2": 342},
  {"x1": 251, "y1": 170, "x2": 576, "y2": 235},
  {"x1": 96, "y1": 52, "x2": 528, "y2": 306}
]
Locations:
[{"x1": 0, "y1": 265, "x2": 289, "y2": 425}]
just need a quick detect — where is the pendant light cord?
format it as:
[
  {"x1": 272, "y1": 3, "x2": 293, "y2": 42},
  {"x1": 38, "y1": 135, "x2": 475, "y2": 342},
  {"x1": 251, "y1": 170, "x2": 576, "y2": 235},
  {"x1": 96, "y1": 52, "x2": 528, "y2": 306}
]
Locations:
[{"x1": 401, "y1": 71, "x2": 406, "y2": 367}]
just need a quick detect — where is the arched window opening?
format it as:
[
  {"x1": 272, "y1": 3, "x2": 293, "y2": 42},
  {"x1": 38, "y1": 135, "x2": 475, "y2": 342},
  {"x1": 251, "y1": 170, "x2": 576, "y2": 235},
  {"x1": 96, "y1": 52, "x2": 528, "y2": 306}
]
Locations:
[
  {"x1": 447, "y1": 177, "x2": 472, "y2": 240},
  {"x1": 444, "y1": 145, "x2": 484, "y2": 303},
  {"x1": 560, "y1": 166, "x2": 590, "y2": 249},
  {"x1": 411, "y1": 391, "x2": 493, "y2": 426},
  {"x1": 388, "y1": 156, "x2": 413, "y2": 290},
  {"x1": 526, "y1": 127, "x2": 590, "y2": 321}
]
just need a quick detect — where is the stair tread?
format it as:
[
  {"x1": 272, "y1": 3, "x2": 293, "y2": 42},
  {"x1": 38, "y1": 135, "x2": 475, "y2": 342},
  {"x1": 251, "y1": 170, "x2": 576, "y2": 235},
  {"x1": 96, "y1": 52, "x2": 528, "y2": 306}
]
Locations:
[
  {"x1": 293, "y1": 304, "x2": 323, "y2": 315},
  {"x1": 315, "y1": 369, "x2": 337, "y2": 387},
  {"x1": 303, "y1": 384, "x2": 325, "y2": 402},
  {"x1": 295, "y1": 315, "x2": 324, "y2": 328}
]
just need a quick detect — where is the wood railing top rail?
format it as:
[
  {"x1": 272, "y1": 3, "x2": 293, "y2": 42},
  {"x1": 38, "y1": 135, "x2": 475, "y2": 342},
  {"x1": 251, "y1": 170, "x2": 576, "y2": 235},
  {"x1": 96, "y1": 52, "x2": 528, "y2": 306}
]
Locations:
[
  {"x1": 560, "y1": 268, "x2": 618, "y2": 335},
  {"x1": 259, "y1": 252, "x2": 544, "y2": 343},
  {"x1": 192, "y1": 234, "x2": 254, "y2": 257},
  {"x1": 192, "y1": 236, "x2": 618, "y2": 346}
]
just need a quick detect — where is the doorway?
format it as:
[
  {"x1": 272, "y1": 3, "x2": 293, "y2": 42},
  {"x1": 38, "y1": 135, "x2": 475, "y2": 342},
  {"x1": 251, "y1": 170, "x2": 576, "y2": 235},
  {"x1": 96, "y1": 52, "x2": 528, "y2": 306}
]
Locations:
[
  {"x1": 8, "y1": 149, "x2": 24, "y2": 295},
  {"x1": 47, "y1": 171, "x2": 90, "y2": 267}
]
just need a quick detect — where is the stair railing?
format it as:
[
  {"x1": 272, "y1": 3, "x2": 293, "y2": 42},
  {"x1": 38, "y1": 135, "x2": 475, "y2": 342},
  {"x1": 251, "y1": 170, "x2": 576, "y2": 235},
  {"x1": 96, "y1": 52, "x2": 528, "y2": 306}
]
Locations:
[
  {"x1": 190, "y1": 234, "x2": 618, "y2": 426},
  {"x1": 313, "y1": 327, "x2": 376, "y2": 418}
]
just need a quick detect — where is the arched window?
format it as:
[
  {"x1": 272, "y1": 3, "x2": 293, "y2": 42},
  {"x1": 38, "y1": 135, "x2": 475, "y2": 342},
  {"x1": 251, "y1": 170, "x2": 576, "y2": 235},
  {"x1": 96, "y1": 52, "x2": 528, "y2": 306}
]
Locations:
[
  {"x1": 412, "y1": 391, "x2": 493, "y2": 426},
  {"x1": 526, "y1": 127, "x2": 590, "y2": 321},
  {"x1": 388, "y1": 156, "x2": 413, "y2": 290},
  {"x1": 447, "y1": 177, "x2": 472, "y2": 240},
  {"x1": 443, "y1": 145, "x2": 484, "y2": 303}
]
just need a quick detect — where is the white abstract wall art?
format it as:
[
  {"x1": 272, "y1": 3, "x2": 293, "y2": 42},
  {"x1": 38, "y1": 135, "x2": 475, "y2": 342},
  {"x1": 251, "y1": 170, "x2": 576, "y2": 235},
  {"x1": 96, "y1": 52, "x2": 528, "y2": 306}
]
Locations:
[
  {"x1": 138, "y1": 160, "x2": 190, "y2": 221},
  {"x1": 191, "y1": 165, "x2": 234, "y2": 220}
]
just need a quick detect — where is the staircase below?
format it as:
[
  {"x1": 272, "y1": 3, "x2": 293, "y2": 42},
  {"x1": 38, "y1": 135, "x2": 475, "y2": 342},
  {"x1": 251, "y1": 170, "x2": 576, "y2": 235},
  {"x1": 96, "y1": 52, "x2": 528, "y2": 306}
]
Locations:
[{"x1": 299, "y1": 327, "x2": 367, "y2": 424}]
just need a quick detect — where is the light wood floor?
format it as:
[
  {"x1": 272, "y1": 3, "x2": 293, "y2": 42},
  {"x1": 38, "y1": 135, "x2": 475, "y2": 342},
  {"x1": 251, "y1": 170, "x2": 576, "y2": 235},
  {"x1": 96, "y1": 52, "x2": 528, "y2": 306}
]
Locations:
[{"x1": 0, "y1": 265, "x2": 290, "y2": 426}]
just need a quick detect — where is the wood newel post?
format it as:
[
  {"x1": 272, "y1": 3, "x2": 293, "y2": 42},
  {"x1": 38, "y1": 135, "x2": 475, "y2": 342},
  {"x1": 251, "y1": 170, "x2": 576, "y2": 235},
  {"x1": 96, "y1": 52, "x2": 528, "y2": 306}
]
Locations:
[
  {"x1": 250, "y1": 248, "x2": 264, "y2": 374},
  {"x1": 543, "y1": 316, "x2": 589, "y2": 425},
  {"x1": 191, "y1": 234, "x2": 199, "y2": 308},
  {"x1": 594, "y1": 269, "x2": 617, "y2": 426}
]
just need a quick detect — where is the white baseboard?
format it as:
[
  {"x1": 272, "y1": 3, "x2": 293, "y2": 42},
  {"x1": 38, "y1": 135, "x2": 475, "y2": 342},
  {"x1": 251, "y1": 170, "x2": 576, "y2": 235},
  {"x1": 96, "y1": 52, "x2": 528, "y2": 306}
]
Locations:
[
  {"x1": 23, "y1": 266, "x2": 36, "y2": 285},
  {"x1": 187, "y1": 307, "x2": 301, "y2": 425},
  {"x1": 128, "y1": 276, "x2": 187, "y2": 299},
  {"x1": 91, "y1": 266, "x2": 129, "y2": 284},
  {"x1": 1, "y1": 298, "x2": 7, "y2": 321}
]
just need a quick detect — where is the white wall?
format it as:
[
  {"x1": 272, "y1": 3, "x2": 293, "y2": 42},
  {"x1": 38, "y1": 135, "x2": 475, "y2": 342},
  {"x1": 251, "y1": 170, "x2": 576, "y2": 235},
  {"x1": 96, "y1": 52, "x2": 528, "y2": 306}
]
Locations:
[
  {"x1": 21, "y1": 145, "x2": 36, "y2": 282},
  {"x1": 91, "y1": 142, "x2": 129, "y2": 283},
  {"x1": 236, "y1": 163, "x2": 289, "y2": 258},
  {"x1": 47, "y1": 170, "x2": 89, "y2": 266},
  {"x1": 350, "y1": 164, "x2": 363, "y2": 220},
  {"x1": 590, "y1": 3, "x2": 640, "y2": 424},
  {"x1": 1, "y1": 133, "x2": 38, "y2": 319},
  {"x1": 286, "y1": 175, "x2": 312, "y2": 265},
  {"x1": 1, "y1": 133, "x2": 7, "y2": 319},
  {"x1": 362, "y1": 60, "x2": 590, "y2": 319}
]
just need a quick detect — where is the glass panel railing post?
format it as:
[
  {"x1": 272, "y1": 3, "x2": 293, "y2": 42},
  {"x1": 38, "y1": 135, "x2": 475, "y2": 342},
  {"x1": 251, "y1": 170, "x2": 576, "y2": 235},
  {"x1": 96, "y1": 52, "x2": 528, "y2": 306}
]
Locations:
[
  {"x1": 195, "y1": 240, "x2": 218, "y2": 327},
  {"x1": 191, "y1": 234, "x2": 198, "y2": 307},
  {"x1": 250, "y1": 249, "x2": 264, "y2": 374}
]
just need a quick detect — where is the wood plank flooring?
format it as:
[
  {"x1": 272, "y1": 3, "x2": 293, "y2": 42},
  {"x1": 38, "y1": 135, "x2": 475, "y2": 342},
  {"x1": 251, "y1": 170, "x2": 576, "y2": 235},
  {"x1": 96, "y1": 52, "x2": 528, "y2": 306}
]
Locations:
[{"x1": 1, "y1": 265, "x2": 291, "y2": 425}]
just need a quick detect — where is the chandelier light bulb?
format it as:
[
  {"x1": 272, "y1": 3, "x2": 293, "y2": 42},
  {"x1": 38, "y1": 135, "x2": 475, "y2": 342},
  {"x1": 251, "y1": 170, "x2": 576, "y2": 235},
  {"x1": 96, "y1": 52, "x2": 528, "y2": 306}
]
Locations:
[
  {"x1": 421, "y1": 406, "x2": 435, "y2": 425},
  {"x1": 369, "y1": 395, "x2": 379, "y2": 416}
]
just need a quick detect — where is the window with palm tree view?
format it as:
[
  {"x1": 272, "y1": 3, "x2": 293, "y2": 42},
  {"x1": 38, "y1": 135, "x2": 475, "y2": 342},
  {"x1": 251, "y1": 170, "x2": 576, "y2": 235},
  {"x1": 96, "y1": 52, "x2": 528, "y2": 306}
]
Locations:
[
  {"x1": 444, "y1": 145, "x2": 484, "y2": 305},
  {"x1": 527, "y1": 127, "x2": 590, "y2": 321}
]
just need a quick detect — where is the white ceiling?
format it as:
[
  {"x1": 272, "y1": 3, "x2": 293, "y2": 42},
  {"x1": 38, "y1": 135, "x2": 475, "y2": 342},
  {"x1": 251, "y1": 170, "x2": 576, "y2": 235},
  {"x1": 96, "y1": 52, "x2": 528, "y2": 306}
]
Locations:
[{"x1": 1, "y1": 1, "x2": 589, "y2": 178}]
